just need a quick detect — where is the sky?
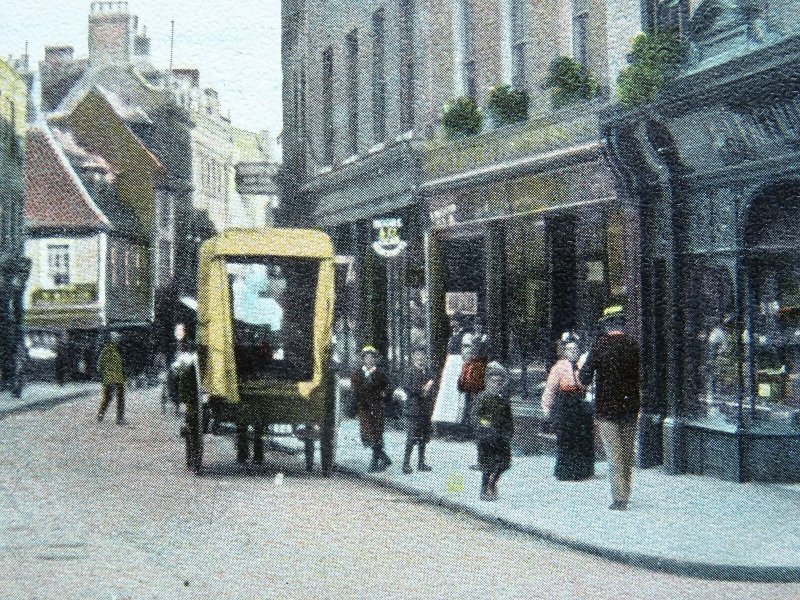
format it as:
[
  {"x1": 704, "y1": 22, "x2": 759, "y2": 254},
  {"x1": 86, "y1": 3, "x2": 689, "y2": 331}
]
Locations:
[{"x1": 2, "y1": 0, "x2": 283, "y2": 148}]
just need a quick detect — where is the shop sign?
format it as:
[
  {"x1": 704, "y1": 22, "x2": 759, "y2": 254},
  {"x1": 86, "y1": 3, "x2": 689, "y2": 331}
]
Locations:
[
  {"x1": 445, "y1": 291, "x2": 478, "y2": 315},
  {"x1": 372, "y1": 218, "x2": 407, "y2": 257}
]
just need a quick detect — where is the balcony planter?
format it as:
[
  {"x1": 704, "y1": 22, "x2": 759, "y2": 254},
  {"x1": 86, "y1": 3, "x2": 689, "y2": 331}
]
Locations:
[
  {"x1": 487, "y1": 84, "x2": 529, "y2": 126},
  {"x1": 545, "y1": 56, "x2": 598, "y2": 109},
  {"x1": 442, "y1": 96, "x2": 483, "y2": 138},
  {"x1": 615, "y1": 31, "x2": 686, "y2": 106}
]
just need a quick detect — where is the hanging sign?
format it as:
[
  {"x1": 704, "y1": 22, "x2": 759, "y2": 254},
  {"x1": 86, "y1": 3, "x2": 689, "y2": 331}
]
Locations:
[{"x1": 372, "y1": 217, "x2": 407, "y2": 257}]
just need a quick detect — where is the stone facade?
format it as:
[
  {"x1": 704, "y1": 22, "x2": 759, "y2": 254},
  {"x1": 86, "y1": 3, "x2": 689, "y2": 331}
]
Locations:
[{"x1": 0, "y1": 58, "x2": 31, "y2": 389}]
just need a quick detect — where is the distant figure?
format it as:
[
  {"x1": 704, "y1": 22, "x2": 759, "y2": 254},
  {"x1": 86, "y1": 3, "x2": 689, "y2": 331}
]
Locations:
[
  {"x1": 431, "y1": 315, "x2": 467, "y2": 426},
  {"x1": 351, "y1": 346, "x2": 392, "y2": 472},
  {"x1": 542, "y1": 332, "x2": 595, "y2": 481},
  {"x1": 97, "y1": 332, "x2": 127, "y2": 425},
  {"x1": 579, "y1": 309, "x2": 640, "y2": 510},
  {"x1": 476, "y1": 361, "x2": 514, "y2": 501},
  {"x1": 401, "y1": 347, "x2": 436, "y2": 474},
  {"x1": 54, "y1": 332, "x2": 69, "y2": 386}
]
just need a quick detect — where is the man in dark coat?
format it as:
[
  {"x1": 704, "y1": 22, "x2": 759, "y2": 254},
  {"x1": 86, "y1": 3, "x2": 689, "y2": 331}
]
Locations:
[
  {"x1": 97, "y1": 331, "x2": 127, "y2": 425},
  {"x1": 579, "y1": 308, "x2": 640, "y2": 510},
  {"x1": 401, "y1": 347, "x2": 436, "y2": 474},
  {"x1": 351, "y1": 346, "x2": 392, "y2": 472}
]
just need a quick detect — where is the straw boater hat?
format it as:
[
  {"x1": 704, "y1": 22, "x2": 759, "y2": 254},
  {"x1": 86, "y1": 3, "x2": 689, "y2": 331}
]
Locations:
[
  {"x1": 361, "y1": 345, "x2": 379, "y2": 356},
  {"x1": 485, "y1": 361, "x2": 509, "y2": 379}
]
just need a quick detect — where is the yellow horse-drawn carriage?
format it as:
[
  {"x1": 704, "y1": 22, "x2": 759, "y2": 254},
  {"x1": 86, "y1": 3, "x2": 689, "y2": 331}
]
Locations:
[{"x1": 181, "y1": 228, "x2": 337, "y2": 475}]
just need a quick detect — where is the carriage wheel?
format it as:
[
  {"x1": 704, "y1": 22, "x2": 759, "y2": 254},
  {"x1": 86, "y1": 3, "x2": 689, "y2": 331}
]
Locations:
[{"x1": 320, "y1": 374, "x2": 338, "y2": 477}]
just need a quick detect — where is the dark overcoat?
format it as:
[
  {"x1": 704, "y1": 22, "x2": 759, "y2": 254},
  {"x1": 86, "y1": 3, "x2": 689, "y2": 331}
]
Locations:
[{"x1": 351, "y1": 367, "x2": 390, "y2": 445}]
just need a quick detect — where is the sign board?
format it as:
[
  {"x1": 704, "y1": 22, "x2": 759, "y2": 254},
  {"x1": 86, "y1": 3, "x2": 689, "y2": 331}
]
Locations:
[
  {"x1": 445, "y1": 292, "x2": 478, "y2": 316},
  {"x1": 372, "y1": 217, "x2": 407, "y2": 257}
]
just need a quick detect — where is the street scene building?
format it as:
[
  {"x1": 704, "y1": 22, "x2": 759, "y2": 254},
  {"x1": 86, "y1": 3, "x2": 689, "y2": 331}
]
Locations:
[
  {"x1": 5, "y1": 0, "x2": 800, "y2": 595},
  {"x1": 0, "y1": 58, "x2": 32, "y2": 390}
]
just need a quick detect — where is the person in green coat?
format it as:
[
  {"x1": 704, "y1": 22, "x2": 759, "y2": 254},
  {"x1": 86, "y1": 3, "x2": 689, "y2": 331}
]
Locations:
[
  {"x1": 97, "y1": 331, "x2": 127, "y2": 424},
  {"x1": 475, "y1": 361, "x2": 514, "y2": 501}
]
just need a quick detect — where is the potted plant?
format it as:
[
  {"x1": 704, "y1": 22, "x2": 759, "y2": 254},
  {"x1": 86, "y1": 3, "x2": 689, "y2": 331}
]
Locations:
[
  {"x1": 544, "y1": 56, "x2": 598, "y2": 109},
  {"x1": 487, "y1": 84, "x2": 529, "y2": 126},
  {"x1": 616, "y1": 30, "x2": 685, "y2": 106},
  {"x1": 442, "y1": 96, "x2": 483, "y2": 138}
]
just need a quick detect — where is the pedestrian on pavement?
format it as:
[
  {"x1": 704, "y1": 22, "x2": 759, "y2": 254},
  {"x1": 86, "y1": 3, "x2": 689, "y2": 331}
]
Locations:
[
  {"x1": 431, "y1": 315, "x2": 467, "y2": 430},
  {"x1": 54, "y1": 332, "x2": 69, "y2": 386},
  {"x1": 578, "y1": 307, "x2": 640, "y2": 510},
  {"x1": 401, "y1": 347, "x2": 436, "y2": 474},
  {"x1": 458, "y1": 339, "x2": 487, "y2": 438},
  {"x1": 97, "y1": 331, "x2": 127, "y2": 425},
  {"x1": 542, "y1": 332, "x2": 595, "y2": 481},
  {"x1": 475, "y1": 361, "x2": 514, "y2": 501},
  {"x1": 351, "y1": 345, "x2": 392, "y2": 472}
]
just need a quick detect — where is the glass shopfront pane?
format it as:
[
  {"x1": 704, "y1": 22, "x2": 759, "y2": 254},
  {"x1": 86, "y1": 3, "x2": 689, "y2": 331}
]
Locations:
[
  {"x1": 749, "y1": 256, "x2": 800, "y2": 429},
  {"x1": 683, "y1": 257, "x2": 739, "y2": 422}
]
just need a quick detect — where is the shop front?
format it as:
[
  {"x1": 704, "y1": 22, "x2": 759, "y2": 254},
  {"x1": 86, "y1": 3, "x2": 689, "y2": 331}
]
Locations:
[
  {"x1": 306, "y1": 141, "x2": 428, "y2": 381},
  {"x1": 604, "y1": 27, "x2": 800, "y2": 482},
  {"x1": 422, "y1": 130, "x2": 636, "y2": 453}
]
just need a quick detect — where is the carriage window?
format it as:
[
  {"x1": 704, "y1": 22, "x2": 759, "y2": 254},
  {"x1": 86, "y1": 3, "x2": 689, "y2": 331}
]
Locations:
[{"x1": 227, "y1": 258, "x2": 319, "y2": 382}]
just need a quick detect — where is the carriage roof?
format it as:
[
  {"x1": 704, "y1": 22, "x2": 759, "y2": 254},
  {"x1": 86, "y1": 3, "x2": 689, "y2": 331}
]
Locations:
[{"x1": 201, "y1": 228, "x2": 334, "y2": 260}]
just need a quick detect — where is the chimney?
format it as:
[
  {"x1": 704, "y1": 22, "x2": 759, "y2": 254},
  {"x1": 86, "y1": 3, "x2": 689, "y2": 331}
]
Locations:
[
  {"x1": 88, "y1": 2, "x2": 132, "y2": 67},
  {"x1": 44, "y1": 46, "x2": 75, "y2": 63}
]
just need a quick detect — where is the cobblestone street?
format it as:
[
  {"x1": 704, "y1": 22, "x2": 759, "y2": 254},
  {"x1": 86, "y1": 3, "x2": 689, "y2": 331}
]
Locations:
[{"x1": 0, "y1": 387, "x2": 796, "y2": 599}]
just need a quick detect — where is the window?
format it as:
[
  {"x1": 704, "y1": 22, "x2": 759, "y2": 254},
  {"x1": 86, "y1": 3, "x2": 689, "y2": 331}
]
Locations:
[
  {"x1": 158, "y1": 239, "x2": 172, "y2": 284},
  {"x1": 398, "y1": 0, "x2": 415, "y2": 132},
  {"x1": 322, "y1": 46, "x2": 335, "y2": 165},
  {"x1": 510, "y1": 0, "x2": 526, "y2": 89},
  {"x1": 346, "y1": 30, "x2": 359, "y2": 156},
  {"x1": 48, "y1": 244, "x2": 70, "y2": 286},
  {"x1": 372, "y1": 9, "x2": 386, "y2": 144},
  {"x1": 572, "y1": 0, "x2": 589, "y2": 69},
  {"x1": 157, "y1": 189, "x2": 172, "y2": 230},
  {"x1": 228, "y1": 258, "x2": 320, "y2": 382},
  {"x1": 456, "y1": 0, "x2": 477, "y2": 99}
]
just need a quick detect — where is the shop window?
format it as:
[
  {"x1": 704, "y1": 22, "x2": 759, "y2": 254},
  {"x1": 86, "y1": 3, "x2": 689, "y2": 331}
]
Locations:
[
  {"x1": 683, "y1": 259, "x2": 738, "y2": 420},
  {"x1": 745, "y1": 186, "x2": 800, "y2": 428},
  {"x1": 372, "y1": 9, "x2": 386, "y2": 144}
]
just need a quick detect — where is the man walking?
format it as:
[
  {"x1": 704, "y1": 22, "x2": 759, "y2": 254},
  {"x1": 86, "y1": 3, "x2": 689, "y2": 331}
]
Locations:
[
  {"x1": 97, "y1": 331, "x2": 127, "y2": 425},
  {"x1": 579, "y1": 307, "x2": 640, "y2": 510}
]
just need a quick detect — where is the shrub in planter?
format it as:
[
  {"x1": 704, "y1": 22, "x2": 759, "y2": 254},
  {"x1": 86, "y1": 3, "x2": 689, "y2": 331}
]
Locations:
[
  {"x1": 487, "y1": 84, "x2": 529, "y2": 126},
  {"x1": 442, "y1": 96, "x2": 483, "y2": 137},
  {"x1": 616, "y1": 30, "x2": 685, "y2": 106},
  {"x1": 545, "y1": 56, "x2": 597, "y2": 109}
]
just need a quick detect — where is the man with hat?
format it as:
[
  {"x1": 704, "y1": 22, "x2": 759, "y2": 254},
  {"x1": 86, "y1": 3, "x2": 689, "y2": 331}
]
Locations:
[
  {"x1": 579, "y1": 306, "x2": 640, "y2": 510},
  {"x1": 351, "y1": 345, "x2": 392, "y2": 472},
  {"x1": 475, "y1": 361, "x2": 514, "y2": 501},
  {"x1": 97, "y1": 331, "x2": 127, "y2": 425}
]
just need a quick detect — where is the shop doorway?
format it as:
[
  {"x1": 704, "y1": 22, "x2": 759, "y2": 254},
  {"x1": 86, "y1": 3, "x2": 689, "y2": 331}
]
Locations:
[{"x1": 548, "y1": 217, "x2": 577, "y2": 344}]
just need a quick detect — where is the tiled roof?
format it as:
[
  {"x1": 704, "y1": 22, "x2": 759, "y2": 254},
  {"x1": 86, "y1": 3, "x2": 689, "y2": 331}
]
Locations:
[{"x1": 25, "y1": 125, "x2": 109, "y2": 230}]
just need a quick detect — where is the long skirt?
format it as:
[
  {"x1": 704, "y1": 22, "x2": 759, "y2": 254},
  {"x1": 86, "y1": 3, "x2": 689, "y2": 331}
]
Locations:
[
  {"x1": 553, "y1": 391, "x2": 595, "y2": 481},
  {"x1": 431, "y1": 353, "x2": 464, "y2": 423}
]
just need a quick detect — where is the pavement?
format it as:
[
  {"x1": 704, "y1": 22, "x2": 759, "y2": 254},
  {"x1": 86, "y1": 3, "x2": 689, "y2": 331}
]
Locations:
[
  {"x1": 279, "y1": 416, "x2": 800, "y2": 583},
  {"x1": 0, "y1": 381, "x2": 99, "y2": 419},
  {"x1": 5, "y1": 381, "x2": 800, "y2": 583}
]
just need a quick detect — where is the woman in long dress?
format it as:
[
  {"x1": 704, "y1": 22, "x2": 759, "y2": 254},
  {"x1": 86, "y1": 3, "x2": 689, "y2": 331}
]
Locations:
[
  {"x1": 431, "y1": 317, "x2": 467, "y2": 425},
  {"x1": 541, "y1": 334, "x2": 595, "y2": 481}
]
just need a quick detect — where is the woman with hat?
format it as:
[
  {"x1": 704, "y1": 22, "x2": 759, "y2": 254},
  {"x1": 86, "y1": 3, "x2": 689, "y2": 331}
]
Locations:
[
  {"x1": 475, "y1": 361, "x2": 514, "y2": 501},
  {"x1": 541, "y1": 332, "x2": 595, "y2": 481},
  {"x1": 351, "y1": 345, "x2": 392, "y2": 472}
]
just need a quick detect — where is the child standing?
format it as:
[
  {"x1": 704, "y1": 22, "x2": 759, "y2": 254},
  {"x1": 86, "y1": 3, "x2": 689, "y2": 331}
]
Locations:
[
  {"x1": 402, "y1": 347, "x2": 436, "y2": 474},
  {"x1": 475, "y1": 361, "x2": 514, "y2": 501}
]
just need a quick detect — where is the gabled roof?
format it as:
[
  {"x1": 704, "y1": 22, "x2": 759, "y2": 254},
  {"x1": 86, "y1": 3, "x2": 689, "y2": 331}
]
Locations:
[
  {"x1": 25, "y1": 123, "x2": 109, "y2": 230},
  {"x1": 25, "y1": 123, "x2": 145, "y2": 238}
]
